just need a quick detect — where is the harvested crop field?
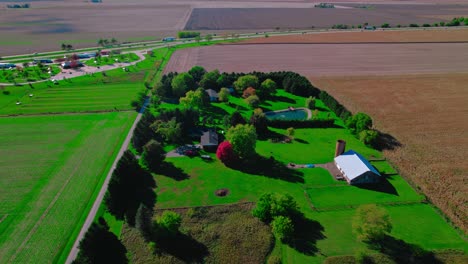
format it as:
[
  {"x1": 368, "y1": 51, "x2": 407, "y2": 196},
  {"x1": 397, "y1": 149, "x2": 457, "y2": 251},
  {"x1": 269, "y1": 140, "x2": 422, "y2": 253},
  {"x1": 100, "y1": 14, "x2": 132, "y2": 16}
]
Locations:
[
  {"x1": 164, "y1": 43, "x2": 468, "y2": 76},
  {"x1": 312, "y1": 73, "x2": 468, "y2": 232},
  {"x1": 0, "y1": 112, "x2": 137, "y2": 263},
  {"x1": 244, "y1": 28, "x2": 468, "y2": 44},
  {"x1": 185, "y1": 4, "x2": 468, "y2": 30}
]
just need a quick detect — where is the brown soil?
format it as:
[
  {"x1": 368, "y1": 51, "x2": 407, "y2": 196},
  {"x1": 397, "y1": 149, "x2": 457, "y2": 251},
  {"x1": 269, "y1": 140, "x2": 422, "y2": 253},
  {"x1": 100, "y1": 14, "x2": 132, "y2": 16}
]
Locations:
[
  {"x1": 163, "y1": 43, "x2": 468, "y2": 76},
  {"x1": 215, "y1": 188, "x2": 230, "y2": 197},
  {"x1": 243, "y1": 28, "x2": 468, "y2": 44},
  {"x1": 312, "y1": 73, "x2": 468, "y2": 232},
  {"x1": 185, "y1": 4, "x2": 468, "y2": 30}
]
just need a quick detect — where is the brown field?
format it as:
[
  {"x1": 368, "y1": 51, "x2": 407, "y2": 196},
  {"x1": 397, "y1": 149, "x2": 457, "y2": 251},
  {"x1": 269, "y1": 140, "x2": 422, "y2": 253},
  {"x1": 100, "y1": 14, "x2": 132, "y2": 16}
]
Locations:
[
  {"x1": 312, "y1": 74, "x2": 468, "y2": 232},
  {"x1": 163, "y1": 43, "x2": 468, "y2": 76},
  {"x1": 184, "y1": 4, "x2": 468, "y2": 30},
  {"x1": 244, "y1": 28, "x2": 468, "y2": 44}
]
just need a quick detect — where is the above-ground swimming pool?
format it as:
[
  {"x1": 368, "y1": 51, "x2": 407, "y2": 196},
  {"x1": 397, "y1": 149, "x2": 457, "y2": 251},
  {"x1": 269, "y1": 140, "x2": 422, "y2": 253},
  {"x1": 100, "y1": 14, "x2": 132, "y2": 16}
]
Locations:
[{"x1": 265, "y1": 108, "x2": 309, "y2": 120}]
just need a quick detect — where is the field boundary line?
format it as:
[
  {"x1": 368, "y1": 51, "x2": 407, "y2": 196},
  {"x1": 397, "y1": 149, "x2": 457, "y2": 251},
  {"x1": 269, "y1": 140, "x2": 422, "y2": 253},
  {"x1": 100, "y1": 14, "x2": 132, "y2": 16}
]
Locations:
[
  {"x1": 0, "y1": 215, "x2": 8, "y2": 224},
  {"x1": 223, "y1": 41, "x2": 468, "y2": 46},
  {"x1": 155, "y1": 201, "x2": 255, "y2": 211},
  {"x1": 311, "y1": 200, "x2": 425, "y2": 212},
  {"x1": 0, "y1": 109, "x2": 135, "y2": 118}
]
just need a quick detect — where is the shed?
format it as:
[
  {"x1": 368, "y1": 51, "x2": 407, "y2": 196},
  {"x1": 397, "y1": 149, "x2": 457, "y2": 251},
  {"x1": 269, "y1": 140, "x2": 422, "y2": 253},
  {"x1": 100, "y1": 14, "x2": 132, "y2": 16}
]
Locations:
[
  {"x1": 205, "y1": 89, "x2": 219, "y2": 102},
  {"x1": 334, "y1": 150, "x2": 381, "y2": 185},
  {"x1": 200, "y1": 130, "x2": 219, "y2": 151}
]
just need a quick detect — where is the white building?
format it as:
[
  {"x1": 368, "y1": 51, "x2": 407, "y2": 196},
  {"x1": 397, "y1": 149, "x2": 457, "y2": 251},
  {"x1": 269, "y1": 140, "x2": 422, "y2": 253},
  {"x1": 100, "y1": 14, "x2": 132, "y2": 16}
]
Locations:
[{"x1": 334, "y1": 150, "x2": 381, "y2": 185}]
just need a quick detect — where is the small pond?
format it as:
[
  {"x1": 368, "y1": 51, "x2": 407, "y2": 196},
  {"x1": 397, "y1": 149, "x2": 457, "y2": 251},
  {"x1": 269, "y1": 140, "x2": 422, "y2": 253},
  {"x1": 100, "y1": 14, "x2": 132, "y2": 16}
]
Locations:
[{"x1": 265, "y1": 109, "x2": 308, "y2": 120}]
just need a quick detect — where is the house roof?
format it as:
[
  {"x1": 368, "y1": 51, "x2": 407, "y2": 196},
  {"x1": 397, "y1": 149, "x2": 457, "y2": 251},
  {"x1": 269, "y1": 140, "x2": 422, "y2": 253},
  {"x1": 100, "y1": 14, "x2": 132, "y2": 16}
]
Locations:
[
  {"x1": 334, "y1": 150, "x2": 380, "y2": 181},
  {"x1": 205, "y1": 89, "x2": 218, "y2": 98},
  {"x1": 201, "y1": 130, "x2": 218, "y2": 146}
]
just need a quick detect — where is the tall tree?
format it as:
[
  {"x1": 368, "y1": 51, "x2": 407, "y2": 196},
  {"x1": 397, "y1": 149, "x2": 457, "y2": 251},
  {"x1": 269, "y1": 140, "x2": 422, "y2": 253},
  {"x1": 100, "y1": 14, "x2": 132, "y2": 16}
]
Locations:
[
  {"x1": 171, "y1": 72, "x2": 196, "y2": 98},
  {"x1": 234, "y1": 75, "x2": 259, "y2": 94},
  {"x1": 188, "y1": 65, "x2": 206, "y2": 83},
  {"x1": 180, "y1": 88, "x2": 205, "y2": 109},
  {"x1": 250, "y1": 108, "x2": 268, "y2": 136},
  {"x1": 352, "y1": 204, "x2": 392, "y2": 242},
  {"x1": 75, "y1": 218, "x2": 127, "y2": 264},
  {"x1": 271, "y1": 216, "x2": 294, "y2": 242},
  {"x1": 229, "y1": 111, "x2": 246, "y2": 128},
  {"x1": 135, "y1": 204, "x2": 153, "y2": 241},
  {"x1": 216, "y1": 141, "x2": 236, "y2": 164},
  {"x1": 218, "y1": 87, "x2": 230, "y2": 102},
  {"x1": 258, "y1": 78, "x2": 277, "y2": 99},
  {"x1": 226, "y1": 124, "x2": 257, "y2": 158},
  {"x1": 141, "y1": 139, "x2": 165, "y2": 172},
  {"x1": 200, "y1": 69, "x2": 220, "y2": 91},
  {"x1": 151, "y1": 118, "x2": 182, "y2": 144},
  {"x1": 347, "y1": 112, "x2": 373, "y2": 134}
]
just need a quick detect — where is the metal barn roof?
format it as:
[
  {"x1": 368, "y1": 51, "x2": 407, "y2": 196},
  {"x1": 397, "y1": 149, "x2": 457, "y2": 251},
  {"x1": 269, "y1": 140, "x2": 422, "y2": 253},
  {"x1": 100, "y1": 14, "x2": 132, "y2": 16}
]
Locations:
[{"x1": 334, "y1": 150, "x2": 381, "y2": 181}]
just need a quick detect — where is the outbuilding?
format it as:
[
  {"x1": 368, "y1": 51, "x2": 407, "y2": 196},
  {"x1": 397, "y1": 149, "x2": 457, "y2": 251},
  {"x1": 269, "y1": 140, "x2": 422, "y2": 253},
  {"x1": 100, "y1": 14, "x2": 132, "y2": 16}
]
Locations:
[
  {"x1": 205, "y1": 89, "x2": 219, "y2": 102},
  {"x1": 334, "y1": 150, "x2": 381, "y2": 185},
  {"x1": 200, "y1": 130, "x2": 219, "y2": 151}
]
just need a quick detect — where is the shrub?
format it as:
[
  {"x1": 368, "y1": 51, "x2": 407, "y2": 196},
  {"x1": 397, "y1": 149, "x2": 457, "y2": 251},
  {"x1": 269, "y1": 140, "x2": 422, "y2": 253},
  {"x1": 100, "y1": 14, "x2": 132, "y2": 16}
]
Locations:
[
  {"x1": 352, "y1": 204, "x2": 392, "y2": 242},
  {"x1": 305, "y1": 96, "x2": 316, "y2": 109},
  {"x1": 2, "y1": 90, "x2": 10, "y2": 95},
  {"x1": 381, "y1": 23, "x2": 390, "y2": 28},
  {"x1": 252, "y1": 193, "x2": 299, "y2": 222},
  {"x1": 249, "y1": 108, "x2": 269, "y2": 136},
  {"x1": 409, "y1": 23, "x2": 419, "y2": 27},
  {"x1": 218, "y1": 87, "x2": 230, "y2": 102},
  {"x1": 177, "y1": 31, "x2": 200, "y2": 38},
  {"x1": 422, "y1": 23, "x2": 431, "y2": 27},
  {"x1": 346, "y1": 112, "x2": 372, "y2": 134},
  {"x1": 359, "y1": 129, "x2": 379, "y2": 146},
  {"x1": 271, "y1": 216, "x2": 294, "y2": 242},
  {"x1": 156, "y1": 211, "x2": 182, "y2": 234},
  {"x1": 216, "y1": 141, "x2": 236, "y2": 164}
]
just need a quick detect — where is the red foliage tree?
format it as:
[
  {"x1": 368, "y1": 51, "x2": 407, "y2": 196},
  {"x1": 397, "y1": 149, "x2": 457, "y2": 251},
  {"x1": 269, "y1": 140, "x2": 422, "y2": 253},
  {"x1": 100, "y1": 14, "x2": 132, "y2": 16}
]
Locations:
[
  {"x1": 216, "y1": 141, "x2": 236, "y2": 164},
  {"x1": 242, "y1": 87, "x2": 256, "y2": 98}
]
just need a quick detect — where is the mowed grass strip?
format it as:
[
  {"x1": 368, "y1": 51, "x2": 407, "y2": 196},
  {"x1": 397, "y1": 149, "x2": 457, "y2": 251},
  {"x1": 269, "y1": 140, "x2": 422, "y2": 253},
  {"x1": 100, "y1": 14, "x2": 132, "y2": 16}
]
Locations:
[{"x1": 0, "y1": 112, "x2": 137, "y2": 263}]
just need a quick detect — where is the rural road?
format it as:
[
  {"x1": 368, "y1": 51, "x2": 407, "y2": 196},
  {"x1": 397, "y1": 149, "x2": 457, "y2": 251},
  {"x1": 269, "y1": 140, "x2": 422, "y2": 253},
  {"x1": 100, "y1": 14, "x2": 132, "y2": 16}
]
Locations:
[{"x1": 65, "y1": 97, "x2": 150, "y2": 263}]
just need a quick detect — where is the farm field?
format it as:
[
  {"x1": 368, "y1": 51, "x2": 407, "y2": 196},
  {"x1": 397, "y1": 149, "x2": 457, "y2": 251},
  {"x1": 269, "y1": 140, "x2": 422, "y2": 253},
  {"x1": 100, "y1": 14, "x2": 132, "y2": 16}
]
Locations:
[
  {"x1": 163, "y1": 43, "x2": 468, "y2": 76},
  {"x1": 313, "y1": 73, "x2": 468, "y2": 232},
  {"x1": 243, "y1": 28, "x2": 468, "y2": 44},
  {"x1": 184, "y1": 4, "x2": 468, "y2": 30},
  {"x1": 0, "y1": 112, "x2": 137, "y2": 263}
]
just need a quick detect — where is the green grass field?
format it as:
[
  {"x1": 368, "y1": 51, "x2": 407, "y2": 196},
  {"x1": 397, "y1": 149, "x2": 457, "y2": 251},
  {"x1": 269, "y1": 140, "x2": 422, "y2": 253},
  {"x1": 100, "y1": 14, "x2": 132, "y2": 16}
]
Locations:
[
  {"x1": 0, "y1": 112, "x2": 136, "y2": 263},
  {"x1": 84, "y1": 53, "x2": 140, "y2": 67},
  {"x1": 151, "y1": 89, "x2": 467, "y2": 263},
  {"x1": 0, "y1": 65, "x2": 61, "y2": 83}
]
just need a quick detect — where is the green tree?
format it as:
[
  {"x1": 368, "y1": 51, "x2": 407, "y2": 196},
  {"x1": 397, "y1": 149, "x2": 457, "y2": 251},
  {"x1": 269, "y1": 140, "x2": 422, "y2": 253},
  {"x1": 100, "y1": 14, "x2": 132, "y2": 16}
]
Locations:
[
  {"x1": 305, "y1": 96, "x2": 316, "y2": 109},
  {"x1": 216, "y1": 74, "x2": 232, "y2": 88},
  {"x1": 271, "y1": 216, "x2": 294, "y2": 242},
  {"x1": 135, "y1": 204, "x2": 153, "y2": 241},
  {"x1": 141, "y1": 139, "x2": 165, "y2": 172},
  {"x1": 234, "y1": 75, "x2": 259, "y2": 94},
  {"x1": 346, "y1": 112, "x2": 373, "y2": 134},
  {"x1": 352, "y1": 204, "x2": 392, "y2": 242},
  {"x1": 205, "y1": 34, "x2": 213, "y2": 42},
  {"x1": 286, "y1": 127, "x2": 295, "y2": 139},
  {"x1": 252, "y1": 193, "x2": 299, "y2": 222},
  {"x1": 156, "y1": 211, "x2": 182, "y2": 234},
  {"x1": 226, "y1": 124, "x2": 257, "y2": 158},
  {"x1": 359, "y1": 129, "x2": 379, "y2": 146},
  {"x1": 229, "y1": 111, "x2": 246, "y2": 127},
  {"x1": 171, "y1": 72, "x2": 196, "y2": 98},
  {"x1": 195, "y1": 35, "x2": 201, "y2": 43},
  {"x1": 188, "y1": 65, "x2": 206, "y2": 83},
  {"x1": 180, "y1": 88, "x2": 205, "y2": 109},
  {"x1": 151, "y1": 118, "x2": 182, "y2": 144},
  {"x1": 245, "y1": 95, "x2": 260, "y2": 109},
  {"x1": 200, "y1": 69, "x2": 220, "y2": 91},
  {"x1": 218, "y1": 87, "x2": 230, "y2": 102},
  {"x1": 258, "y1": 78, "x2": 277, "y2": 99},
  {"x1": 75, "y1": 218, "x2": 127, "y2": 264},
  {"x1": 250, "y1": 108, "x2": 268, "y2": 136}
]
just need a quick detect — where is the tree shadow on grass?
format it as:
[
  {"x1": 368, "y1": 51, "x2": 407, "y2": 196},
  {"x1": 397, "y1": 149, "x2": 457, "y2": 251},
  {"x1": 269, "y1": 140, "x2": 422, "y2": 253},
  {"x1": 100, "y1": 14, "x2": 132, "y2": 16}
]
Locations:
[
  {"x1": 269, "y1": 95, "x2": 296, "y2": 104},
  {"x1": 157, "y1": 233, "x2": 209, "y2": 263},
  {"x1": 155, "y1": 161, "x2": 189, "y2": 181},
  {"x1": 286, "y1": 214, "x2": 325, "y2": 256},
  {"x1": 229, "y1": 155, "x2": 304, "y2": 183},
  {"x1": 370, "y1": 235, "x2": 441, "y2": 264},
  {"x1": 373, "y1": 130, "x2": 402, "y2": 151},
  {"x1": 355, "y1": 176, "x2": 398, "y2": 196},
  {"x1": 294, "y1": 138, "x2": 309, "y2": 144}
]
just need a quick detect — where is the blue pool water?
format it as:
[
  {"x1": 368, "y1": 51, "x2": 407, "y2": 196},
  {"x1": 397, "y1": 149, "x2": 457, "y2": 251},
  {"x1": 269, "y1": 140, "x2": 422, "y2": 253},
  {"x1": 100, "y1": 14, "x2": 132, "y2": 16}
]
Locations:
[{"x1": 265, "y1": 109, "x2": 308, "y2": 120}]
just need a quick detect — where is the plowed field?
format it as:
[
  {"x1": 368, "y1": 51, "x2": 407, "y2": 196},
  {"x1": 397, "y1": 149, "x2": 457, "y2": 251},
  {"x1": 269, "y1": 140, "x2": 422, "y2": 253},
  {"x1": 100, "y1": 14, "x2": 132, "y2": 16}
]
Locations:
[{"x1": 164, "y1": 43, "x2": 468, "y2": 76}]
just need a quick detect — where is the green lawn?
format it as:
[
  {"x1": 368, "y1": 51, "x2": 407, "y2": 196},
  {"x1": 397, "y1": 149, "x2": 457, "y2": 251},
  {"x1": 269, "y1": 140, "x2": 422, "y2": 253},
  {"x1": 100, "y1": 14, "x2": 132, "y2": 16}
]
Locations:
[
  {"x1": 0, "y1": 112, "x2": 136, "y2": 263},
  {"x1": 0, "y1": 65, "x2": 61, "y2": 83}
]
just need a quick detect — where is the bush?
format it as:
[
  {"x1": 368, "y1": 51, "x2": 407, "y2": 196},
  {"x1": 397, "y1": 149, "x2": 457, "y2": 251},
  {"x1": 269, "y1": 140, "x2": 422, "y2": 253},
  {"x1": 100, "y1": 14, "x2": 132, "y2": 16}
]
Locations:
[
  {"x1": 422, "y1": 23, "x2": 431, "y2": 27},
  {"x1": 359, "y1": 129, "x2": 379, "y2": 146},
  {"x1": 218, "y1": 87, "x2": 230, "y2": 102},
  {"x1": 2, "y1": 90, "x2": 10, "y2": 95},
  {"x1": 305, "y1": 96, "x2": 316, "y2": 109},
  {"x1": 242, "y1": 87, "x2": 256, "y2": 98},
  {"x1": 252, "y1": 193, "x2": 299, "y2": 222},
  {"x1": 271, "y1": 216, "x2": 294, "y2": 241},
  {"x1": 409, "y1": 23, "x2": 419, "y2": 27},
  {"x1": 226, "y1": 124, "x2": 257, "y2": 158},
  {"x1": 346, "y1": 112, "x2": 372, "y2": 134},
  {"x1": 352, "y1": 204, "x2": 392, "y2": 242},
  {"x1": 216, "y1": 141, "x2": 236, "y2": 164},
  {"x1": 156, "y1": 211, "x2": 182, "y2": 234},
  {"x1": 381, "y1": 23, "x2": 390, "y2": 28},
  {"x1": 234, "y1": 75, "x2": 259, "y2": 94}
]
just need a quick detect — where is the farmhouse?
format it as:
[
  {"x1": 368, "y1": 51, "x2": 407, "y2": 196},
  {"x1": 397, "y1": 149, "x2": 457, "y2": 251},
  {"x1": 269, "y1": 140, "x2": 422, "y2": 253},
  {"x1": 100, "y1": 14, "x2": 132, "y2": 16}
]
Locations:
[
  {"x1": 200, "y1": 130, "x2": 219, "y2": 151},
  {"x1": 334, "y1": 150, "x2": 381, "y2": 185},
  {"x1": 205, "y1": 89, "x2": 219, "y2": 102}
]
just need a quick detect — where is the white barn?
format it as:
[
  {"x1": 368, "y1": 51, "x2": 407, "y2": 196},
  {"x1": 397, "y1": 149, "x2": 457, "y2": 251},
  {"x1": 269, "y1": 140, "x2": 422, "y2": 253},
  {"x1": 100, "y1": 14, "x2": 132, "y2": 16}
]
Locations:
[{"x1": 334, "y1": 150, "x2": 381, "y2": 185}]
